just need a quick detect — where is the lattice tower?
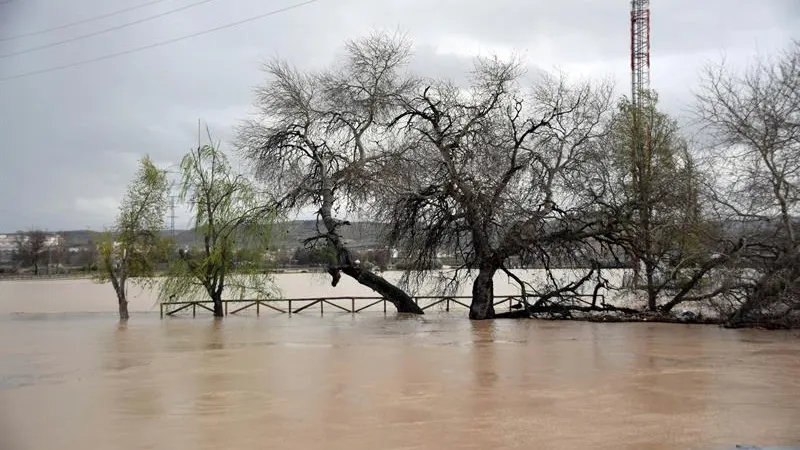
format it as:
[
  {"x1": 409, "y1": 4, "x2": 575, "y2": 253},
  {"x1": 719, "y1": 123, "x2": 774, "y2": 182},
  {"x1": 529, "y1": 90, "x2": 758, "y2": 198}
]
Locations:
[
  {"x1": 628, "y1": 0, "x2": 653, "y2": 289},
  {"x1": 630, "y1": 0, "x2": 651, "y2": 107}
]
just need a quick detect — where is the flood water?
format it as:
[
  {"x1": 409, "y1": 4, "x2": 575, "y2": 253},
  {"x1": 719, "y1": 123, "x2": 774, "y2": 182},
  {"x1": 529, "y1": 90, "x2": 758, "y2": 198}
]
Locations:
[{"x1": 1, "y1": 277, "x2": 799, "y2": 450}]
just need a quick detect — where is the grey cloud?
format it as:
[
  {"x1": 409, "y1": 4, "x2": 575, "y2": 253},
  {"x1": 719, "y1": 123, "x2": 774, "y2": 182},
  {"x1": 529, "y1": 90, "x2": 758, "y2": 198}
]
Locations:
[{"x1": 0, "y1": 0, "x2": 797, "y2": 231}]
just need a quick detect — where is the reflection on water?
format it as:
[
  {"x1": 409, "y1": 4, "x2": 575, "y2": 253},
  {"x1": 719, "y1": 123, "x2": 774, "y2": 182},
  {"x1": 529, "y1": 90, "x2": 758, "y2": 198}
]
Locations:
[{"x1": 0, "y1": 314, "x2": 799, "y2": 450}]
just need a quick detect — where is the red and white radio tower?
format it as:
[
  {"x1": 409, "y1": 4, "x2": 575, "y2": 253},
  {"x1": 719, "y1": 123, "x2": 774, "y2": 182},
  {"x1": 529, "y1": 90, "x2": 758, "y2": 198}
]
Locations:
[
  {"x1": 628, "y1": 0, "x2": 652, "y2": 289},
  {"x1": 630, "y1": 0, "x2": 651, "y2": 107}
]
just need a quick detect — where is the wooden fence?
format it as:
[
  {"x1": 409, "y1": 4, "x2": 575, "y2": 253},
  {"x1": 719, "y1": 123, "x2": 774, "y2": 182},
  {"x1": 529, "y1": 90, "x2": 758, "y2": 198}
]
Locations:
[{"x1": 159, "y1": 294, "x2": 604, "y2": 318}]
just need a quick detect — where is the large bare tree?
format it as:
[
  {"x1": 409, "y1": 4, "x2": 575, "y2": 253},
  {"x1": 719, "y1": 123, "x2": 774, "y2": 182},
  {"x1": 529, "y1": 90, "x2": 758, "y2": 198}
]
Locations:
[
  {"x1": 383, "y1": 58, "x2": 615, "y2": 319},
  {"x1": 237, "y1": 32, "x2": 423, "y2": 314},
  {"x1": 694, "y1": 40, "x2": 800, "y2": 327}
]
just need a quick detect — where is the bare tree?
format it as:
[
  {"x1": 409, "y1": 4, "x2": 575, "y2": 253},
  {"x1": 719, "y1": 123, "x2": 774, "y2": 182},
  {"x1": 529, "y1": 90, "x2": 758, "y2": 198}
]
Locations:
[
  {"x1": 383, "y1": 58, "x2": 615, "y2": 319},
  {"x1": 237, "y1": 32, "x2": 423, "y2": 314},
  {"x1": 46, "y1": 237, "x2": 66, "y2": 274},
  {"x1": 694, "y1": 40, "x2": 800, "y2": 327},
  {"x1": 14, "y1": 229, "x2": 48, "y2": 275}
]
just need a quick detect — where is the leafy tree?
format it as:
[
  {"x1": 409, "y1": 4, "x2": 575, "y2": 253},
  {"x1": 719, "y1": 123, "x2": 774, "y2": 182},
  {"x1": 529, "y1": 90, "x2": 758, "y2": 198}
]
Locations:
[
  {"x1": 159, "y1": 131, "x2": 278, "y2": 317},
  {"x1": 359, "y1": 248, "x2": 390, "y2": 271},
  {"x1": 596, "y1": 94, "x2": 723, "y2": 312},
  {"x1": 233, "y1": 247, "x2": 266, "y2": 267},
  {"x1": 292, "y1": 246, "x2": 336, "y2": 266},
  {"x1": 94, "y1": 156, "x2": 170, "y2": 320}
]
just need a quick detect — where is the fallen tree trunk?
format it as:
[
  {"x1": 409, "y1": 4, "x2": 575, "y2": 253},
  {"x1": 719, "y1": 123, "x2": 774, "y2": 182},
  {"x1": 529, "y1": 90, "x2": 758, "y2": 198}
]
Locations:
[
  {"x1": 326, "y1": 263, "x2": 424, "y2": 314},
  {"x1": 318, "y1": 183, "x2": 424, "y2": 315},
  {"x1": 496, "y1": 301, "x2": 668, "y2": 320}
]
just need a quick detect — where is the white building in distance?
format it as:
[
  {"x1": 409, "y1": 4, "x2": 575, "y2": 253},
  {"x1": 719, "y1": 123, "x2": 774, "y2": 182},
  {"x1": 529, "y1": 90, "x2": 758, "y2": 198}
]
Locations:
[{"x1": 0, "y1": 233, "x2": 64, "y2": 264}]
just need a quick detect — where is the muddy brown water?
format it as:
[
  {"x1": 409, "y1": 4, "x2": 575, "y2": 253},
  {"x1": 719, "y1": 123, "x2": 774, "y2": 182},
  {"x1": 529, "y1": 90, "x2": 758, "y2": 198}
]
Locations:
[{"x1": 1, "y1": 277, "x2": 799, "y2": 450}]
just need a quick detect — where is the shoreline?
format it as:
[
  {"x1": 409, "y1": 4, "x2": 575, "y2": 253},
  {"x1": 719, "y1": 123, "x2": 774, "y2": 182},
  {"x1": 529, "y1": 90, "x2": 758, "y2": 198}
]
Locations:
[
  {"x1": 0, "y1": 267, "x2": 325, "y2": 282},
  {"x1": 2, "y1": 273, "x2": 797, "y2": 330},
  {"x1": 2, "y1": 309, "x2": 795, "y2": 331},
  {"x1": 0, "y1": 273, "x2": 95, "y2": 281}
]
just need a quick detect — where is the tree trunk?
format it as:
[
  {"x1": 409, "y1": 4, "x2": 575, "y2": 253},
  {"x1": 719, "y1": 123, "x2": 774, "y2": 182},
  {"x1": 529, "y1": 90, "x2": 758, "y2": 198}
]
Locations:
[
  {"x1": 645, "y1": 262, "x2": 657, "y2": 311},
  {"x1": 469, "y1": 266, "x2": 497, "y2": 320},
  {"x1": 725, "y1": 294, "x2": 763, "y2": 327},
  {"x1": 111, "y1": 274, "x2": 129, "y2": 320},
  {"x1": 725, "y1": 272, "x2": 781, "y2": 327},
  {"x1": 631, "y1": 256, "x2": 641, "y2": 288},
  {"x1": 33, "y1": 261, "x2": 39, "y2": 276},
  {"x1": 340, "y1": 266, "x2": 423, "y2": 314},
  {"x1": 318, "y1": 182, "x2": 422, "y2": 315},
  {"x1": 118, "y1": 294, "x2": 129, "y2": 320},
  {"x1": 212, "y1": 292, "x2": 224, "y2": 318}
]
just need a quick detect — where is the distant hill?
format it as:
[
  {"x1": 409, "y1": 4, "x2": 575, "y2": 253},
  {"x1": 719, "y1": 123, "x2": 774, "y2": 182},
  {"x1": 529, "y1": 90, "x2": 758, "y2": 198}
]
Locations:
[
  {"x1": 31, "y1": 220, "x2": 388, "y2": 250},
  {"x1": 170, "y1": 220, "x2": 386, "y2": 249}
]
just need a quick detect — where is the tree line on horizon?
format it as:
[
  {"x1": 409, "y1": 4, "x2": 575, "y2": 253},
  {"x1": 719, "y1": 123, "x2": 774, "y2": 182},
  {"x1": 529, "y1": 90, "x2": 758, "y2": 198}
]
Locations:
[
  {"x1": 3, "y1": 225, "x2": 417, "y2": 276},
  {"x1": 24, "y1": 32, "x2": 798, "y2": 328}
]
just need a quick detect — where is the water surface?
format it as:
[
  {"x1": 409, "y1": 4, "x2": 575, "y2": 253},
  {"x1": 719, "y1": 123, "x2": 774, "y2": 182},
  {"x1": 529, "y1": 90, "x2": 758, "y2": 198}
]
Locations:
[
  {"x1": 0, "y1": 277, "x2": 798, "y2": 449},
  {"x1": 1, "y1": 312, "x2": 799, "y2": 450}
]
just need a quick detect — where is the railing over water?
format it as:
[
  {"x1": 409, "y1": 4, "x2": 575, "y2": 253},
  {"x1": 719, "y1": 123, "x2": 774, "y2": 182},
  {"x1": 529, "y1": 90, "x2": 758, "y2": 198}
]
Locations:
[{"x1": 159, "y1": 294, "x2": 605, "y2": 318}]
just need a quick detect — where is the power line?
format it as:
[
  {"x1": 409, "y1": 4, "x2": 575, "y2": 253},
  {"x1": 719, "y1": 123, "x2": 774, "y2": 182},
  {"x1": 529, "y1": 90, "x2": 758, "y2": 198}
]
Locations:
[
  {"x1": 1, "y1": 0, "x2": 221, "y2": 58},
  {"x1": 0, "y1": 0, "x2": 322, "y2": 82},
  {"x1": 0, "y1": 0, "x2": 174, "y2": 43}
]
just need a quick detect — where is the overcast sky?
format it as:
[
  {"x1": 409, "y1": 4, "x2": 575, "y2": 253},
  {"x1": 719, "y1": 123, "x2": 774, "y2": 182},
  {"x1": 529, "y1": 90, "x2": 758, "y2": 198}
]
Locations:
[{"x1": 0, "y1": 0, "x2": 797, "y2": 232}]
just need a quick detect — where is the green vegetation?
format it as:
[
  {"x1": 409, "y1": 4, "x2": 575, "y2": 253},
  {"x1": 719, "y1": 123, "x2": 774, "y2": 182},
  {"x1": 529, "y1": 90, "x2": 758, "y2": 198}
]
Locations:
[
  {"x1": 93, "y1": 155, "x2": 170, "y2": 320},
  {"x1": 157, "y1": 131, "x2": 279, "y2": 317},
  {"x1": 601, "y1": 93, "x2": 709, "y2": 311}
]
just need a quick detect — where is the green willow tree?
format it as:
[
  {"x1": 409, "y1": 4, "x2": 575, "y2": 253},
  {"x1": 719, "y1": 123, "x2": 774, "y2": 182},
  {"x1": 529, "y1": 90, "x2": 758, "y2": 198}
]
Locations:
[
  {"x1": 94, "y1": 156, "x2": 170, "y2": 320},
  {"x1": 159, "y1": 132, "x2": 278, "y2": 317}
]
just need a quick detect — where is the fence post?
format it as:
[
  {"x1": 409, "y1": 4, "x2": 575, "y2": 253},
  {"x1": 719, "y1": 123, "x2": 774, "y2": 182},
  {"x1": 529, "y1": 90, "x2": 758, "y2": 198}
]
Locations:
[
  {"x1": 257, "y1": 301, "x2": 260, "y2": 316},
  {"x1": 192, "y1": 302, "x2": 196, "y2": 318},
  {"x1": 446, "y1": 297, "x2": 450, "y2": 312},
  {"x1": 320, "y1": 299, "x2": 324, "y2": 315},
  {"x1": 351, "y1": 298, "x2": 355, "y2": 314}
]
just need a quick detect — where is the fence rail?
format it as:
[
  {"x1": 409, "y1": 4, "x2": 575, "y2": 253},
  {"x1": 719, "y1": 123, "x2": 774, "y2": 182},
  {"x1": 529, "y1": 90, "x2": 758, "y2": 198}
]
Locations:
[{"x1": 159, "y1": 294, "x2": 604, "y2": 318}]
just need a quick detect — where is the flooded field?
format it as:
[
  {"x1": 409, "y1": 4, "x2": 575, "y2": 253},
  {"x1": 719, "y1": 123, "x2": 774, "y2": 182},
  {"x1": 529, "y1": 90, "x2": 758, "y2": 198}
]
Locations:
[
  {"x1": 0, "y1": 276, "x2": 799, "y2": 449},
  {"x1": 0, "y1": 269, "x2": 627, "y2": 315}
]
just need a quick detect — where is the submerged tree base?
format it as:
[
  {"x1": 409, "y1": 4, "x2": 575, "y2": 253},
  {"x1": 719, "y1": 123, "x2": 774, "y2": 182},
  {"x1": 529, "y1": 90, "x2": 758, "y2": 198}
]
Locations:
[{"x1": 493, "y1": 304, "x2": 799, "y2": 329}]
